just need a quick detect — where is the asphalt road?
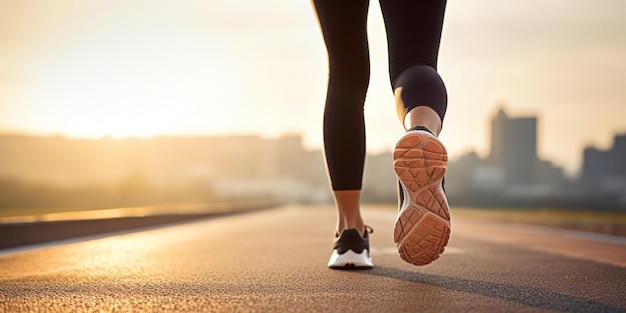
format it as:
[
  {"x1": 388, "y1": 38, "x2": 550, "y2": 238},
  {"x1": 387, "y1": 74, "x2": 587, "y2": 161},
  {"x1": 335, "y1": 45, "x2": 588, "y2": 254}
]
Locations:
[{"x1": 1, "y1": 205, "x2": 625, "y2": 312}]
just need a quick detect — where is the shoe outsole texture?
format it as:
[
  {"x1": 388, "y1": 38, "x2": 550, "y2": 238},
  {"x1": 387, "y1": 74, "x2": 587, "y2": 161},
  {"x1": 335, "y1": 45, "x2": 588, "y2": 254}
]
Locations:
[
  {"x1": 327, "y1": 249, "x2": 374, "y2": 269},
  {"x1": 393, "y1": 130, "x2": 451, "y2": 266}
]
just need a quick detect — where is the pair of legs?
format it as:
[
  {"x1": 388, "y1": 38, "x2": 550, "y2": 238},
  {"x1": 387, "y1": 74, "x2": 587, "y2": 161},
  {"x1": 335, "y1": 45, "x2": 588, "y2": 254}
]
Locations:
[{"x1": 312, "y1": 0, "x2": 448, "y2": 236}]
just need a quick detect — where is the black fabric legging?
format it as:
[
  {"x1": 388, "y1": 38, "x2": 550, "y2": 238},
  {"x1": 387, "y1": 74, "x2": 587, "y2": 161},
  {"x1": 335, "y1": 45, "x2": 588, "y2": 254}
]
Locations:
[{"x1": 313, "y1": 0, "x2": 448, "y2": 191}]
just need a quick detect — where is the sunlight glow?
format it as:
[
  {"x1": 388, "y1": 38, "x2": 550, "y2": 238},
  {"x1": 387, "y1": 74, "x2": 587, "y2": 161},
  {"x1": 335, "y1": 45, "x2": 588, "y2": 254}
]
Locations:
[{"x1": 11, "y1": 28, "x2": 240, "y2": 138}]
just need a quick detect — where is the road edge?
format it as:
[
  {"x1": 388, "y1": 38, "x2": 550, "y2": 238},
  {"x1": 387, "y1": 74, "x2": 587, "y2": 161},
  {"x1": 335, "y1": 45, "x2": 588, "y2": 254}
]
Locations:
[{"x1": 0, "y1": 201, "x2": 280, "y2": 249}]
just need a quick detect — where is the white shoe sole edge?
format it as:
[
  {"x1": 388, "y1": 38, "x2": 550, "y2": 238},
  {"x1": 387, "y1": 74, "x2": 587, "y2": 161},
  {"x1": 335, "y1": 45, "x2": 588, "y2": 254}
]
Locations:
[{"x1": 327, "y1": 249, "x2": 374, "y2": 269}]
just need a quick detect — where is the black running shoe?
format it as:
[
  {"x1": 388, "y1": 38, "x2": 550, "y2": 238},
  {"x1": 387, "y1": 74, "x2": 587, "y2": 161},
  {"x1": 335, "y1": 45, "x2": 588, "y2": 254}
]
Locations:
[
  {"x1": 327, "y1": 226, "x2": 374, "y2": 269},
  {"x1": 393, "y1": 126, "x2": 451, "y2": 266}
]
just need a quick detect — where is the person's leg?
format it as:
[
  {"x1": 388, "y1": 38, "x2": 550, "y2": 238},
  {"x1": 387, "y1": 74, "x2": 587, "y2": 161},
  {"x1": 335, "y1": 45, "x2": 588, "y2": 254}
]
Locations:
[
  {"x1": 312, "y1": 0, "x2": 374, "y2": 269},
  {"x1": 380, "y1": 0, "x2": 451, "y2": 266},
  {"x1": 380, "y1": 0, "x2": 447, "y2": 133},
  {"x1": 405, "y1": 106, "x2": 443, "y2": 136},
  {"x1": 333, "y1": 190, "x2": 365, "y2": 237},
  {"x1": 311, "y1": 0, "x2": 370, "y2": 237}
]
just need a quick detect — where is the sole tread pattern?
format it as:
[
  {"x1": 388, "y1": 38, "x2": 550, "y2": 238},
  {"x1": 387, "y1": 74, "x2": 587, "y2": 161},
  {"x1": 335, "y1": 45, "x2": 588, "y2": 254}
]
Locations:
[{"x1": 393, "y1": 131, "x2": 451, "y2": 266}]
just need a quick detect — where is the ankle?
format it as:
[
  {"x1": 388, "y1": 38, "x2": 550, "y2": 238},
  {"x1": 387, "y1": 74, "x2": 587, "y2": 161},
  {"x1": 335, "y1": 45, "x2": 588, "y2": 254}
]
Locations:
[
  {"x1": 337, "y1": 218, "x2": 365, "y2": 237},
  {"x1": 333, "y1": 189, "x2": 365, "y2": 236},
  {"x1": 404, "y1": 106, "x2": 442, "y2": 136}
]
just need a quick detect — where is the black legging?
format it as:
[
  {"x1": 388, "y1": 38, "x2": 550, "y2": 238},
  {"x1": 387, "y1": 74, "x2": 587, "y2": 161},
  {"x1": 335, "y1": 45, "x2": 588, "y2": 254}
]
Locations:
[{"x1": 312, "y1": 0, "x2": 448, "y2": 191}]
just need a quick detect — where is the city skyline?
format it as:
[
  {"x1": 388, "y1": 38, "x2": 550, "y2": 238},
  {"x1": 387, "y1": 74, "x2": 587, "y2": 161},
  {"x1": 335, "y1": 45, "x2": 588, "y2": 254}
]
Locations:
[
  {"x1": 1, "y1": 119, "x2": 624, "y2": 210},
  {"x1": 3, "y1": 108, "x2": 623, "y2": 178}
]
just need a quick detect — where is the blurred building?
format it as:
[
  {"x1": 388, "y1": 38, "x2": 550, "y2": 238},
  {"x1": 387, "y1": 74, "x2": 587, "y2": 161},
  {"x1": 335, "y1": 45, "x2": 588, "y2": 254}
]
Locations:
[
  {"x1": 362, "y1": 152, "x2": 396, "y2": 203},
  {"x1": 583, "y1": 134, "x2": 626, "y2": 182},
  {"x1": 582, "y1": 134, "x2": 626, "y2": 208},
  {"x1": 488, "y1": 107, "x2": 538, "y2": 186},
  {"x1": 445, "y1": 106, "x2": 571, "y2": 207},
  {"x1": 0, "y1": 133, "x2": 330, "y2": 205}
]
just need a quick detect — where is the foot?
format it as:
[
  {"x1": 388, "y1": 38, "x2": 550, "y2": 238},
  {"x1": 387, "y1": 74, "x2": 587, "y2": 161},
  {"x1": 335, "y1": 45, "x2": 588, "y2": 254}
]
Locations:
[
  {"x1": 327, "y1": 227, "x2": 374, "y2": 269},
  {"x1": 393, "y1": 126, "x2": 451, "y2": 266}
]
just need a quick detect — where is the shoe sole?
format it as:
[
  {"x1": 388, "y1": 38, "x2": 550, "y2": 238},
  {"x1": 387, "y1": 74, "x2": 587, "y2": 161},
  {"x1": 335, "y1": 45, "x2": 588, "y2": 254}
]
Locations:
[
  {"x1": 327, "y1": 249, "x2": 374, "y2": 269},
  {"x1": 393, "y1": 130, "x2": 451, "y2": 266}
]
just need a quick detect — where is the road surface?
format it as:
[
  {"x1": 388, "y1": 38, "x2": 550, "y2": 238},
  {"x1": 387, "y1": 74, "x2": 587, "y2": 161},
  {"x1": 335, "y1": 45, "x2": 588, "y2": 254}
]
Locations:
[{"x1": 1, "y1": 205, "x2": 625, "y2": 312}]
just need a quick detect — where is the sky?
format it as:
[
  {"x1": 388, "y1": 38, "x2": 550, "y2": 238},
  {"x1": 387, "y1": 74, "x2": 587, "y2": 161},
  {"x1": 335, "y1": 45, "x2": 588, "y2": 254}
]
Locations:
[{"x1": 1, "y1": 0, "x2": 625, "y2": 175}]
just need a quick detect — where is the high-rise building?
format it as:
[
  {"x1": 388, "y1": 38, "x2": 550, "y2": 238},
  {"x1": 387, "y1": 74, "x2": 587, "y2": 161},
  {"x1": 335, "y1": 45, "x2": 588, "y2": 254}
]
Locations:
[
  {"x1": 582, "y1": 134, "x2": 626, "y2": 209},
  {"x1": 583, "y1": 134, "x2": 626, "y2": 182},
  {"x1": 488, "y1": 107, "x2": 538, "y2": 185},
  {"x1": 489, "y1": 108, "x2": 508, "y2": 165}
]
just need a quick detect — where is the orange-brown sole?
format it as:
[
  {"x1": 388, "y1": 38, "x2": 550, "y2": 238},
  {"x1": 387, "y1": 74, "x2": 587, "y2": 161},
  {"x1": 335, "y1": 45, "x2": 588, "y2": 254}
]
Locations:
[{"x1": 393, "y1": 131, "x2": 451, "y2": 266}]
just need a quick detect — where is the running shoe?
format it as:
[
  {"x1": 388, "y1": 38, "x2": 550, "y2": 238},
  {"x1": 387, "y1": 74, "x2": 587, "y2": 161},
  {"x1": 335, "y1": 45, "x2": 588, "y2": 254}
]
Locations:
[
  {"x1": 327, "y1": 226, "x2": 374, "y2": 269},
  {"x1": 393, "y1": 126, "x2": 451, "y2": 266}
]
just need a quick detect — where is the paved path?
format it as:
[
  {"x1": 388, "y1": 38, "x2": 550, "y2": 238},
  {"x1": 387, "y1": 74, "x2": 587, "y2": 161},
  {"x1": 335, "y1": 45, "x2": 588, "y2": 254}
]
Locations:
[{"x1": 1, "y1": 205, "x2": 625, "y2": 312}]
